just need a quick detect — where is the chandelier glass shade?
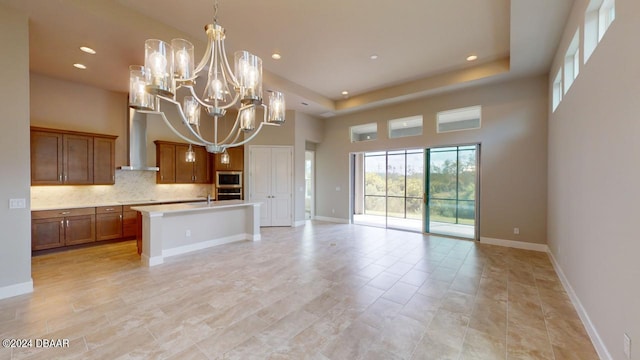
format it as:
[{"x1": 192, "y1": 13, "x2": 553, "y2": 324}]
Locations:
[
  {"x1": 185, "y1": 144, "x2": 196, "y2": 163},
  {"x1": 220, "y1": 150, "x2": 230, "y2": 165},
  {"x1": 128, "y1": 5, "x2": 285, "y2": 154}
]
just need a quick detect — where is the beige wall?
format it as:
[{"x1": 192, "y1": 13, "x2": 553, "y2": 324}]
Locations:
[
  {"x1": 548, "y1": 0, "x2": 640, "y2": 358},
  {"x1": 30, "y1": 73, "x2": 219, "y2": 169},
  {"x1": 30, "y1": 73, "x2": 129, "y2": 166},
  {"x1": 317, "y1": 75, "x2": 548, "y2": 244},
  {"x1": 0, "y1": 5, "x2": 32, "y2": 296},
  {"x1": 294, "y1": 112, "x2": 324, "y2": 222},
  {"x1": 248, "y1": 109, "x2": 296, "y2": 147},
  {"x1": 29, "y1": 75, "x2": 215, "y2": 204},
  {"x1": 247, "y1": 109, "x2": 323, "y2": 224}
]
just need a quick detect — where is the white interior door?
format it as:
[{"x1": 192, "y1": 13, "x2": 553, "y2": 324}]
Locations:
[
  {"x1": 250, "y1": 147, "x2": 273, "y2": 226},
  {"x1": 249, "y1": 146, "x2": 293, "y2": 227},
  {"x1": 271, "y1": 147, "x2": 293, "y2": 226}
]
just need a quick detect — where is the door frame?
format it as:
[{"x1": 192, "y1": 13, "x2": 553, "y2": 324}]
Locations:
[
  {"x1": 350, "y1": 149, "x2": 425, "y2": 232},
  {"x1": 305, "y1": 150, "x2": 315, "y2": 220}
]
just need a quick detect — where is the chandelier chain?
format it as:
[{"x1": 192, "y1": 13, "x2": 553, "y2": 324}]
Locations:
[{"x1": 213, "y1": 0, "x2": 219, "y2": 24}]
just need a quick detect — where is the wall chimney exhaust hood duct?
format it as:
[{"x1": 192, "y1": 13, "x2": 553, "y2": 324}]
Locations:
[{"x1": 119, "y1": 109, "x2": 159, "y2": 171}]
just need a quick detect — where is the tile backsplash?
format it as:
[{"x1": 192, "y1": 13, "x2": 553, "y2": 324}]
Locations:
[{"x1": 31, "y1": 170, "x2": 213, "y2": 208}]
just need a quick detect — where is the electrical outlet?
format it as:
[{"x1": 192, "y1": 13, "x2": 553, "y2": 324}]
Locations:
[
  {"x1": 624, "y1": 333, "x2": 631, "y2": 359},
  {"x1": 186, "y1": 230, "x2": 191, "y2": 237},
  {"x1": 513, "y1": 227, "x2": 520, "y2": 235}
]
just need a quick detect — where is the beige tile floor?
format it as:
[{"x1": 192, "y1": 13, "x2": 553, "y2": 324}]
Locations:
[{"x1": 0, "y1": 221, "x2": 599, "y2": 360}]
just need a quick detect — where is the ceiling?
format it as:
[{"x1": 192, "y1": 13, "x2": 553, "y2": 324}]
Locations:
[{"x1": 1, "y1": 0, "x2": 573, "y2": 117}]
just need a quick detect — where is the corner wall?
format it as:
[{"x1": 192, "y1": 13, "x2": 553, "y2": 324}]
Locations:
[
  {"x1": 0, "y1": 5, "x2": 32, "y2": 298},
  {"x1": 548, "y1": 0, "x2": 640, "y2": 358},
  {"x1": 247, "y1": 110, "x2": 323, "y2": 225},
  {"x1": 317, "y1": 75, "x2": 548, "y2": 244},
  {"x1": 294, "y1": 112, "x2": 323, "y2": 223}
]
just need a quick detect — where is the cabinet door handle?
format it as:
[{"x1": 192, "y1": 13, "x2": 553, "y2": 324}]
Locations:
[
  {"x1": 60, "y1": 211, "x2": 71, "y2": 215},
  {"x1": 60, "y1": 220, "x2": 64, "y2": 228},
  {"x1": 66, "y1": 219, "x2": 69, "y2": 228},
  {"x1": 64, "y1": 174, "x2": 68, "y2": 182},
  {"x1": 105, "y1": 208, "x2": 114, "y2": 211},
  {"x1": 119, "y1": 214, "x2": 123, "y2": 221},
  {"x1": 59, "y1": 174, "x2": 62, "y2": 182}
]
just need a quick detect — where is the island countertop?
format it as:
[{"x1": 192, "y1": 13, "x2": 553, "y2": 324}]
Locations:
[
  {"x1": 135, "y1": 200, "x2": 261, "y2": 267},
  {"x1": 131, "y1": 200, "x2": 260, "y2": 215}
]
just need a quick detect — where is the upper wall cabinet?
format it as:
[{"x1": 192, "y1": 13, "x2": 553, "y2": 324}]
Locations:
[
  {"x1": 30, "y1": 127, "x2": 117, "y2": 186},
  {"x1": 214, "y1": 146, "x2": 244, "y2": 172},
  {"x1": 94, "y1": 136, "x2": 117, "y2": 185},
  {"x1": 154, "y1": 140, "x2": 212, "y2": 184}
]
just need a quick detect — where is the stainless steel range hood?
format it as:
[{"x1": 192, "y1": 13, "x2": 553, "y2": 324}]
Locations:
[{"x1": 119, "y1": 109, "x2": 159, "y2": 171}]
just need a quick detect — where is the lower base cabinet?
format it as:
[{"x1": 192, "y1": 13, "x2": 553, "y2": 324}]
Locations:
[
  {"x1": 32, "y1": 201, "x2": 201, "y2": 252},
  {"x1": 32, "y1": 208, "x2": 96, "y2": 250},
  {"x1": 31, "y1": 218, "x2": 65, "y2": 250},
  {"x1": 64, "y1": 215, "x2": 96, "y2": 245},
  {"x1": 122, "y1": 206, "x2": 139, "y2": 238},
  {"x1": 96, "y1": 206, "x2": 123, "y2": 241}
]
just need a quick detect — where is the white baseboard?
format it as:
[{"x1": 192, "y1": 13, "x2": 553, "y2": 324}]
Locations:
[
  {"x1": 293, "y1": 220, "x2": 306, "y2": 227},
  {"x1": 314, "y1": 216, "x2": 349, "y2": 224},
  {"x1": 162, "y1": 234, "x2": 248, "y2": 258},
  {"x1": 142, "y1": 254, "x2": 163, "y2": 267},
  {"x1": 479, "y1": 237, "x2": 549, "y2": 252},
  {"x1": 250, "y1": 233, "x2": 261, "y2": 241},
  {"x1": 547, "y1": 251, "x2": 612, "y2": 360},
  {"x1": 0, "y1": 279, "x2": 33, "y2": 300}
]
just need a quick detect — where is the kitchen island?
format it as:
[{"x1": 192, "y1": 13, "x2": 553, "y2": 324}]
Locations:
[{"x1": 132, "y1": 200, "x2": 261, "y2": 267}]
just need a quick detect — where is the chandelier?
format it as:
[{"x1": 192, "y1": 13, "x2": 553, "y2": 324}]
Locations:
[{"x1": 127, "y1": 1, "x2": 285, "y2": 155}]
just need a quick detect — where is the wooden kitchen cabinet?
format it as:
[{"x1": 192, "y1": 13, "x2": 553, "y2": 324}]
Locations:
[
  {"x1": 214, "y1": 146, "x2": 244, "y2": 171},
  {"x1": 31, "y1": 217, "x2": 65, "y2": 250},
  {"x1": 63, "y1": 133, "x2": 93, "y2": 184},
  {"x1": 31, "y1": 130, "x2": 63, "y2": 185},
  {"x1": 156, "y1": 141, "x2": 176, "y2": 184},
  {"x1": 122, "y1": 205, "x2": 139, "y2": 238},
  {"x1": 31, "y1": 128, "x2": 117, "y2": 185},
  {"x1": 32, "y1": 200, "x2": 203, "y2": 253},
  {"x1": 155, "y1": 141, "x2": 211, "y2": 184},
  {"x1": 95, "y1": 205, "x2": 123, "y2": 241},
  {"x1": 176, "y1": 144, "x2": 210, "y2": 183},
  {"x1": 32, "y1": 208, "x2": 96, "y2": 250},
  {"x1": 93, "y1": 136, "x2": 117, "y2": 185},
  {"x1": 64, "y1": 214, "x2": 96, "y2": 245}
]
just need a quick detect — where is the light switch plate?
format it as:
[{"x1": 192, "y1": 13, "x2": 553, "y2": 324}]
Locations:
[{"x1": 9, "y1": 198, "x2": 26, "y2": 209}]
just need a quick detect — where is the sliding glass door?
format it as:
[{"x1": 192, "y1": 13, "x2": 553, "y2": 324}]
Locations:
[
  {"x1": 426, "y1": 145, "x2": 478, "y2": 239},
  {"x1": 354, "y1": 150, "x2": 424, "y2": 232}
]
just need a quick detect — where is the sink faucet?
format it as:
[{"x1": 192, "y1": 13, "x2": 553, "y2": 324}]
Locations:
[{"x1": 207, "y1": 193, "x2": 212, "y2": 204}]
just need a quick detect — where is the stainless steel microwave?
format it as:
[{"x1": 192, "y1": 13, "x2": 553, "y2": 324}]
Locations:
[{"x1": 216, "y1": 171, "x2": 242, "y2": 188}]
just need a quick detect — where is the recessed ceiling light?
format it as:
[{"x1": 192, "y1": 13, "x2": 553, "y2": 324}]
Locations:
[
  {"x1": 271, "y1": 53, "x2": 281, "y2": 60},
  {"x1": 341, "y1": 90, "x2": 349, "y2": 96},
  {"x1": 73, "y1": 63, "x2": 87, "y2": 69},
  {"x1": 370, "y1": 54, "x2": 379, "y2": 60},
  {"x1": 80, "y1": 46, "x2": 96, "y2": 54},
  {"x1": 466, "y1": 55, "x2": 478, "y2": 62}
]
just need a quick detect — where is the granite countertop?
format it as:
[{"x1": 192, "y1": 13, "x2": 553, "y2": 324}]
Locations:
[{"x1": 31, "y1": 198, "x2": 207, "y2": 211}]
